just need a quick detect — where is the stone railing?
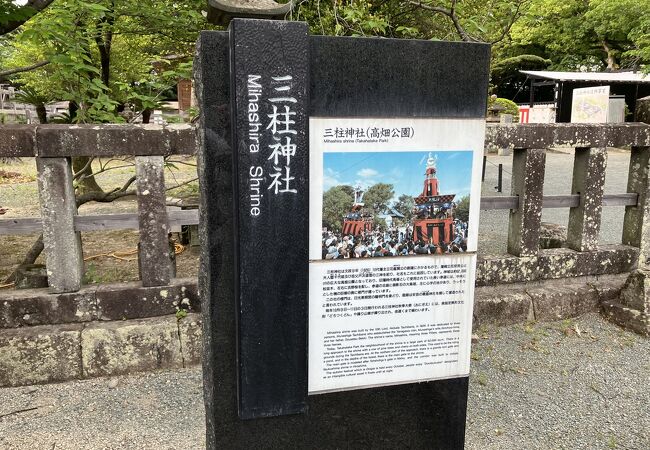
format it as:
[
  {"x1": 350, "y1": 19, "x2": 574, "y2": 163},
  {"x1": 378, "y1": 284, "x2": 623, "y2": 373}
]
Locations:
[
  {"x1": 0, "y1": 124, "x2": 198, "y2": 292},
  {"x1": 2, "y1": 123, "x2": 650, "y2": 291},
  {"x1": 481, "y1": 123, "x2": 650, "y2": 335},
  {"x1": 0, "y1": 122, "x2": 649, "y2": 327},
  {"x1": 479, "y1": 123, "x2": 650, "y2": 286}
]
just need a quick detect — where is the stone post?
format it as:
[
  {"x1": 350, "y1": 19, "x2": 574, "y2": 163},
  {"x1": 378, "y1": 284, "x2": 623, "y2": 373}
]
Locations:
[
  {"x1": 566, "y1": 147, "x2": 607, "y2": 251},
  {"x1": 36, "y1": 157, "x2": 84, "y2": 293},
  {"x1": 602, "y1": 145, "x2": 650, "y2": 335},
  {"x1": 623, "y1": 146, "x2": 650, "y2": 266},
  {"x1": 197, "y1": 23, "x2": 491, "y2": 448},
  {"x1": 136, "y1": 156, "x2": 173, "y2": 287},
  {"x1": 507, "y1": 148, "x2": 546, "y2": 257}
]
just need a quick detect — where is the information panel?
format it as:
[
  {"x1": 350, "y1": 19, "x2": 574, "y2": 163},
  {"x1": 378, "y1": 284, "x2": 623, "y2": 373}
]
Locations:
[
  {"x1": 571, "y1": 86, "x2": 610, "y2": 123},
  {"x1": 308, "y1": 117, "x2": 483, "y2": 394}
]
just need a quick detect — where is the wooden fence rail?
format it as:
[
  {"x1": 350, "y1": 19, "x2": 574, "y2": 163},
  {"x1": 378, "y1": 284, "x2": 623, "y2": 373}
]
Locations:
[{"x1": 1, "y1": 122, "x2": 650, "y2": 292}]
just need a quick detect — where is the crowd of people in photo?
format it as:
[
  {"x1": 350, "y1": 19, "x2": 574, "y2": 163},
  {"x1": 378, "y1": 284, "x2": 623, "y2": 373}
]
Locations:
[{"x1": 321, "y1": 220, "x2": 468, "y2": 260}]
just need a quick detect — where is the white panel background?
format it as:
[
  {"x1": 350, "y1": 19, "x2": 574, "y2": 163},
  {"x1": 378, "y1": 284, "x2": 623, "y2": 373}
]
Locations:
[{"x1": 307, "y1": 117, "x2": 485, "y2": 394}]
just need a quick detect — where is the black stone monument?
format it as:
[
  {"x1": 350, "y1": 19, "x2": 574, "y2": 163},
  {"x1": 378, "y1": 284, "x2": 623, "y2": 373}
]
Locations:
[{"x1": 196, "y1": 19, "x2": 489, "y2": 449}]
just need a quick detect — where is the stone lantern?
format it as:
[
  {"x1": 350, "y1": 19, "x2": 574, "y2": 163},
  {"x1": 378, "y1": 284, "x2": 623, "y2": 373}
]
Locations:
[
  {"x1": 486, "y1": 102, "x2": 506, "y2": 123},
  {"x1": 207, "y1": 0, "x2": 295, "y2": 25}
]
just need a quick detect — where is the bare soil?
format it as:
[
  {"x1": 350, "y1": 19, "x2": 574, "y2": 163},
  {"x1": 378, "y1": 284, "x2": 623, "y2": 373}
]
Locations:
[{"x1": 0, "y1": 157, "x2": 199, "y2": 288}]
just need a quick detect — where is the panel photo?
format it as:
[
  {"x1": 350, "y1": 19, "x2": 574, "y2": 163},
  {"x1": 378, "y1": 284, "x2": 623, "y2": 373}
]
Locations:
[{"x1": 321, "y1": 150, "x2": 473, "y2": 260}]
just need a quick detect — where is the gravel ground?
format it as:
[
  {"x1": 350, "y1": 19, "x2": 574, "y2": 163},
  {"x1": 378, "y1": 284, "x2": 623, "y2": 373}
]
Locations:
[
  {"x1": 479, "y1": 149, "x2": 631, "y2": 255},
  {"x1": 466, "y1": 313, "x2": 649, "y2": 450},
  {"x1": 0, "y1": 313, "x2": 647, "y2": 449}
]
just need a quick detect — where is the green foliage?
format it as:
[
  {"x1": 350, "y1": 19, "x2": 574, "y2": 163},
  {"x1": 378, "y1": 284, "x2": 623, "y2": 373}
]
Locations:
[
  {"x1": 491, "y1": 54, "x2": 551, "y2": 88},
  {"x1": 49, "y1": 111, "x2": 74, "y2": 123},
  {"x1": 2, "y1": 0, "x2": 211, "y2": 123},
  {"x1": 488, "y1": 97, "x2": 519, "y2": 117},
  {"x1": 373, "y1": 216, "x2": 387, "y2": 230},
  {"x1": 362, "y1": 183, "x2": 394, "y2": 215},
  {"x1": 628, "y1": 15, "x2": 650, "y2": 70},
  {"x1": 322, "y1": 185, "x2": 354, "y2": 232},
  {"x1": 455, "y1": 195, "x2": 470, "y2": 222},
  {"x1": 0, "y1": 1, "x2": 37, "y2": 27},
  {"x1": 393, "y1": 194, "x2": 415, "y2": 222},
  {"x1": 13, "y1": 86, "x2": 53, "y2": 106},
  {"x1": 82, "y1": 263, "x2": 99, "y2": 284},
  {"x1": 491, "y1": 55, "x2": 552, "y2": 77},
  {"x1": 489, "y1": 54, "x2": 551, "y2": 99},
  {"x1": 509, "y1": 0, "x2": 650, "y2": 70},
  {"x1": 293, "y1": 0, "x2": 390, "y2": 37},
  {"x1": 292, "y1": 0, "x2": 527, "y2": 43},
  {"x1": 186, "y1": 106, "x2": 199, "y2": 122},
  {"x1": 3, "y1": 0, "x2": 649, "y2": 122},
  {"x1": 173, "y1": 296, "x2": 191, "y2": 320}
]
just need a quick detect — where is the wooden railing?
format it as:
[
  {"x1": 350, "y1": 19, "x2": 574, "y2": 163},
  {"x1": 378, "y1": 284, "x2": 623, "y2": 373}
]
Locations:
[{"x1": 1, "y1": 122, "x2": 649, "y2": 292}]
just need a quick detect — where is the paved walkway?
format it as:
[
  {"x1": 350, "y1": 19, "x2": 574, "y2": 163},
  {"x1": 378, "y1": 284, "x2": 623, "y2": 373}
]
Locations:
[{"x1": 0, "y1": 313, "x2": 647, "y2": 449}]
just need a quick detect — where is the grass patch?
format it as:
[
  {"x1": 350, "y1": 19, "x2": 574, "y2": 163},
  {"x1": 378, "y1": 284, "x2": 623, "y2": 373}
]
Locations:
[{"x1": 0, "y1": 169, "x2": 35, "y2": 185}]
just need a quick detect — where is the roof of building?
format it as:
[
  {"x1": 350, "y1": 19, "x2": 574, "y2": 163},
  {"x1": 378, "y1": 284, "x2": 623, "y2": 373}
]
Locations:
[
  {"x1": 520, "y1": 70, "x2": 650, "y2": 84},
  {"x1": 379, "y1": 206, "x2": 405, "y2": 218}
]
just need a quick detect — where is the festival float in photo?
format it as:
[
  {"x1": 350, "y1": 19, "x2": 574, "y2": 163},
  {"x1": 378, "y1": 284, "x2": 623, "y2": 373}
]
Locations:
[{"x1": 321, "y1": 150, "x2": 471, "y2": 260}]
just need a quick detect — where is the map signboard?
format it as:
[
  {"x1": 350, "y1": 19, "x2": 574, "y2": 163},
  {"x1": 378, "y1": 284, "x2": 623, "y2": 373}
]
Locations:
[{"x1": 571, "y1": 86, "x2": 610, "y2": 123}]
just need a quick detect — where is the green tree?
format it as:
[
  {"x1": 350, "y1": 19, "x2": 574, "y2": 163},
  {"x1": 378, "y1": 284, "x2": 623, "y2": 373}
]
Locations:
[
  {"x1": 509, "y1": 0, "x2": 650, "y2": 71},
  {"x1": 338, "y1": 184, "x2": 355, "y2": 199},
  {"x1": 363, "y1": 183, "x2": 394, "y2": 215},
  {"x1": 489, "y1": 54, "x2": 551, "y2": 99},
  {"x1": 455, "y1": 195, "x2": 470, "y2": 222},
  {"x1": 0, "y1": 0, "x2": 210, "y2": 283},
  {"x1": 0, "y1": 0, "x2": 55, "y2": 35},
  {"x1": 2, "y1": 0, "x2": 207, "y2": 123},
  {"x1": 394, "y1": 193, "x2": 415, "y2": 222},
  {"x1": 293, "y1": 0, "x2": 527, "y2": 44},
  {"x1": 292, "y1": 1, "x2": 535, "y2": 99},
  {"x1": 1, "y1": 0, "x2": 209, "y2": 192},
  {"x1": 488, "y1": 96, "x2": 519, "y2": 116},
  {"x1": 322, "y1": 185, "x2": 354, "y2": 233},
  {"x1": 13, "y1": 86, "x2": 52, "y2": 123}
]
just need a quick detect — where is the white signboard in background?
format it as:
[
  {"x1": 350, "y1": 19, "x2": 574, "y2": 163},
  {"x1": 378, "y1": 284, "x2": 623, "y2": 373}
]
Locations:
[
  {"x1": 529, "y1": 104, "x2": 556, "y2": 123},
  {"x1": 571, "y1": 86, "x2": 610, "y2": 123},
  {"x1": 308, "y1": 117, "x2": 483, "y2": 394},
  {"x1": 519, "y1": 105, "x2": 556, "y2": 124}
]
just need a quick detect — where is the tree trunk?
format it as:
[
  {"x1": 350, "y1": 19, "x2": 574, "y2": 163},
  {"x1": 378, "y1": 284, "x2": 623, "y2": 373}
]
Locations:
[
  {"x1": 72, "y1": 156, "x2": 103, "y2": 194},
  {"x1": 602, "y1": 41, "x2": 618, "y2": 71},
  {"x1": 36, "y1": 104, "x2": 47, "y2": 124},
  {"x1": 67, "y1": 101, "x2": 103, "y2": 194},
  {"x1": 3, "y1": 234, "x2": 44, "y2": 284},
  {"x1": 98, "y1": 44, "x2": 110, "y2": 86}
]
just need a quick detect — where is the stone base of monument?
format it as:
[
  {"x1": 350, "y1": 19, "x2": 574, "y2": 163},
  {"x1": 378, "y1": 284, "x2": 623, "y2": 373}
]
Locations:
[{"x1": 195, "y1": 19, "x2": 490, "y2": 449}]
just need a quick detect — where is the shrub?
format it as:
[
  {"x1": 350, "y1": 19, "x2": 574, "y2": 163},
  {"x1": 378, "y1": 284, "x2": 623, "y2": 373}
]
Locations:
[{"x1": 488, "y1": 96, "x2": 520, "y2": 117}]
